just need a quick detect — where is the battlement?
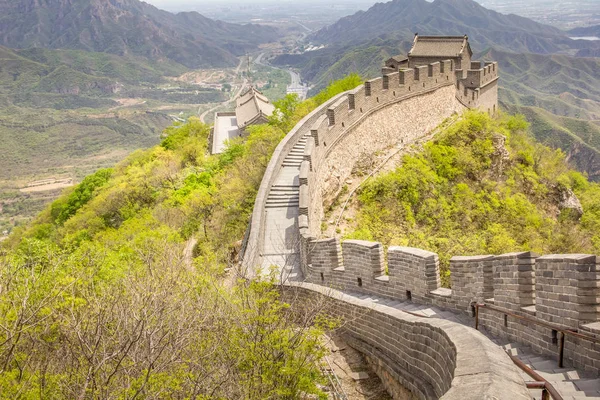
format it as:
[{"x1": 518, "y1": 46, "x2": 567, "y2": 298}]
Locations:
[
  {"x1": 302, "y1": 237, "x2": 600, "y2": 325},
  {"x1": 300, "y1": 234, "x2": 600, "y2": 375},
  {"x1": 462, "y1": 61, "x2": 499, "y2": 89}
]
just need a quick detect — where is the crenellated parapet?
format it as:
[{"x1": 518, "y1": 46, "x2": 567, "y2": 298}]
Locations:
[
  {"x1": 463, "y1": 61, "x2": 499, "y2": 89},
  {"x1": 300, "y1": 236, "x2": 600, "y2": 375}
]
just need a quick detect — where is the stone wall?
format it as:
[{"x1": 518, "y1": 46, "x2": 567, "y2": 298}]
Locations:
[
  {"x1": 242, "y1": 54, "x2": 505, "y2": 398},
  {"x1": 313, "y1": 85, "x2": 463, "y2": 223},
  {"x1": 243, "y1": 58, "x2": 497, "y2": 274},
  {"x1": 302, "y1": 237, "x2": 600, "y2": 377},
  {"x1": 283, "y1": 282, "x2": 530, "y2": 400}
]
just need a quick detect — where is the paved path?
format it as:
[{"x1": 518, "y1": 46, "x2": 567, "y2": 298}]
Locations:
[
  {"x1": 212, "y1": 114, "x2": 239, "y2": 154},
  {"x1": 260, "y1": 133, "x2": 308, "y2": 281},
  {"x1": 258, "y1": 131, "x2": 600, "y2": 399},
  {"x1": 344, "y1": 291, "x2": 600, "y2": 400}
]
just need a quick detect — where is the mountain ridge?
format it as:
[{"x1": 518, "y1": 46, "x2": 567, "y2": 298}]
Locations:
[
  {"x1": 272, "y1": 0, "x2": 600, "y2": 180},
  {"x1": 0, "y1": 0, "x2": 279, "y2": 68},
  {"x1": 311, "y1": 0, "x2": 597, "y2": 56}
]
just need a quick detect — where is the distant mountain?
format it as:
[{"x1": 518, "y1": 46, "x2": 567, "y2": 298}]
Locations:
[
  {"x1": 0, "y1": 45, "x2": 227, "y2": 111},
  {"x1": 274, "y1": 37, "x2": 406, "y2": 90},
  {"x1": 310, "y1": 0, "x2": 594, "y2": 56},
  {"x1": 0, "y1": 0, "x2": 279, "y2": 68},
  {"x1": 568, "y1": 25, "x2": 600, "y2": 38},
  {"x1": 568, "y1": 25, "x2": 600, "y2": 57},
  {"x1": 0, "y1": 45, "x2": 117, "y2": 98},
  {"x1": 484, "y1": 49, "x2": 600, "y2": 120}
]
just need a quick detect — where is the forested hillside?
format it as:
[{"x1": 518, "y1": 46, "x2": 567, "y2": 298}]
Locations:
[
  {"x1": 346, "y1": 111, "x2": 600, "y2": 286},
  {"x1": 0, "y1": 76, "x2": 362, "y2": 398}
]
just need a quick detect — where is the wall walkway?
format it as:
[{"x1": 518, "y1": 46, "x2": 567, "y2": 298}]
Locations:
[{"x1": 237, "y1": 59, "x2": 538, "y2": 398}]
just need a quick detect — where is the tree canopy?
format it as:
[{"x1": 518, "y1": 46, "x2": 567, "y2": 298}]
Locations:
[{"x1": 0, "y1": 75, "x2": 363, "y2": 398}]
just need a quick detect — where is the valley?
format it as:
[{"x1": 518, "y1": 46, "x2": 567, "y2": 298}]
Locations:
[
  {"x1": 2, "y1": 0, "x2": 600, "y2": 239},
  {"x1": 0, "y1": 50, "x2": 298, "y2": 236},
  {"x1": 0, "y1": 0, "x2": 305, "y2": 237}
]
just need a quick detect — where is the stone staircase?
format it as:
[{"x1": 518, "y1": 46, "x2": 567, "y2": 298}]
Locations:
[
  {"x1": 501, "y1": 342, "x2": 600, "y2": 400},
  {"x1": 265, "y1": 135, "x2": 307, "y2": 210},
  {"x1": 261, "y1": 134, "x2": 310, "y2": 278},
  {"x1": 282, "y1": 136, "x2": 307, "y2": 167},
  {"x1": 265, "y1": 186, "x2": 300, "y2": 208}
]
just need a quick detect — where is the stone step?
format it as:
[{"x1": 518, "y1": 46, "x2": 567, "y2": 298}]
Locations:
[
  {"x1": 268, "y1": 193, "x2": 299, "y2": 198},
  {"x1": 285, "y1": 155, "x2": 304, "y2": 160},
  {"x1": 266, "y1": 199, "x2": 300, "y2": 205},
  {"x1": 269, "y1": 189, "x2": 299, "y2": 195},
  {"x1": 268, "y1": 191, "x2": 299, "y2": 197},
  {"x1": 267, "y1": 197, "x2": 299, "y2": 203},
  {"x1": 265, "y1": 203, "x2": 300, "y2": 209},
  {"x1": 283, "y1": 162, "x2": 303, "y2": 167},
  {"x1": 267, "y1": 192, "x2": 299, "y2": 198},
  {"x1": 272, "y1": 184, "x2": 299, "y2": 189}
]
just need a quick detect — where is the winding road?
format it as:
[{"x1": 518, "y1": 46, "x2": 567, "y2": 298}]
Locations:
[
  {"x1": 198, "y1": 57, "x2": 248, "y2": 124},
  {"x1": 254, "y1": 52, "x2": 308, "y2": 100}
]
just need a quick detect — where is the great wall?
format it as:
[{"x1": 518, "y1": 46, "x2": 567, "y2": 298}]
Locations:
[{"x1": 240, "y1": 36, "x2": 600, "y2": 399}]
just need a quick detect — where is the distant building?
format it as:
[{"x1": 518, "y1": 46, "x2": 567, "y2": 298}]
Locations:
[
  {"x1": 235, "y1": 87, "x2": 275, "y2": 131},
  {"x1": 211, "y1": 87, "x2": 275, "y2": 154},
  {"x1": 384, "y1": 55, "x2": 408, "y2": 70}
]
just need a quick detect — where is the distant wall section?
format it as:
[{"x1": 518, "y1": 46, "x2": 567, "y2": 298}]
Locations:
[{"x1": 313, "y1": 85, "x2": 463, "y2": 232}]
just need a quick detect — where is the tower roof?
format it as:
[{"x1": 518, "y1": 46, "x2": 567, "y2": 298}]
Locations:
[
  {"x1": 235, "y1": 87, "x2": 275, "y2": 130},
  {"x1": 408, "y1": 34, "x2": 472, "y2": 58}
]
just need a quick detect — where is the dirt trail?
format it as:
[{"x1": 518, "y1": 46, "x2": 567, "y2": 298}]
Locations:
[{"x1": 183, "y1": 236, "x2": 198, "y2": 271}]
